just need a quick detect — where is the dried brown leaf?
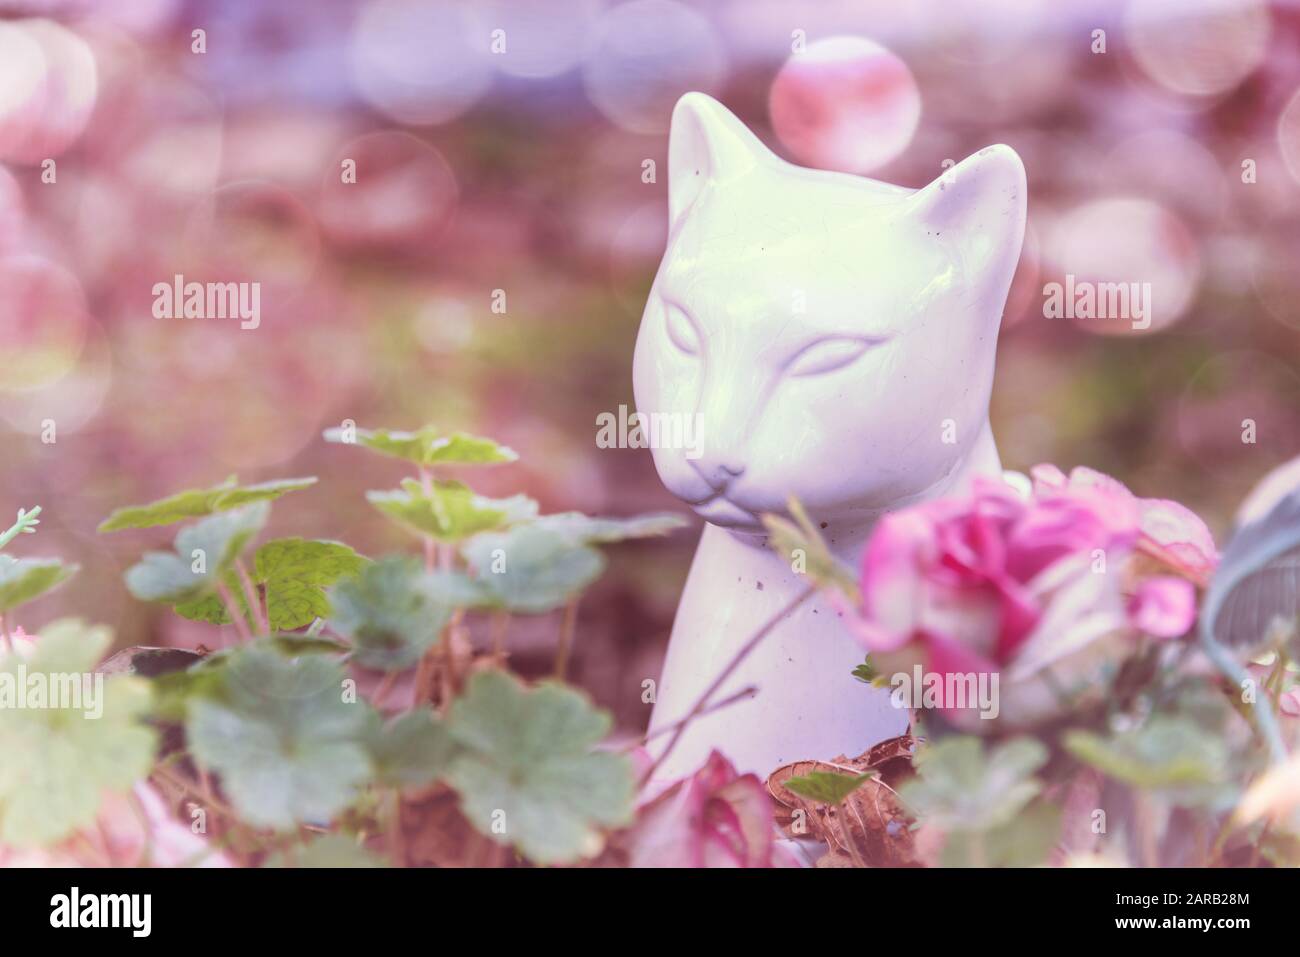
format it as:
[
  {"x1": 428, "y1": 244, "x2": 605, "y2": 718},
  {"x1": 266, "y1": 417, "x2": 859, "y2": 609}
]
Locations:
[{"x1": 766, "y1": 735, "x2": 921, "y2": 867}]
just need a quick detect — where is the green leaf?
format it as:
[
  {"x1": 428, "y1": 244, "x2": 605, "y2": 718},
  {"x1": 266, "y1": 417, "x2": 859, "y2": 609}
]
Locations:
[
  {"x1": 179, "y1": 538, "x2": 369, "y2": 631},
  {"x1": 461, "y1": 524, "x2": 606, "y2": 614},
  {"x1": 147, "y1": 637, "x2": 344, "y2": 724},
  {"x1": 366, "y1": 709, "x2": 458, "y2": 788},
  {"x1": 171, "y1": 571, "x2": 242, "y2": 625},
  {"x1": 528, "y1": 511, "x2": 688, "y2": 545},
  {"x1": 1064, "y1": 717, "x2": 1229, "y2": 797},
  {"x1": 0, "y1": 620, "x2": 157, "y2": 848},
  {"x1": 899, "y1": 737, "x2": 1047, "y2": 833},
  {"x1": 367, "y1": 479, "x2": 537, "y2": 543},
  {"x1": 0, "y1": 555, "x2": 78, "y2": 613},
  {"x1": 329, "y1": 557, "x2": 453, "y2": 671},
  {"x1": 940, "y1": 799, "x2": 1062, "y2": 868},
  {"x1": 783, "y1": 770, "x2": 874, "y2": 805},
  {"x1": 0, "y1": 506, "x2": 41, "y2": 551},
  {"x1": 851, "y1": 655, "x2": 878, "y2": 684},
  {"x1": 324, "y1": 424, "x2": 517, "y2": 467},
  {"x1": 445, "y1": 670, "x2": 634, "y2": 864},
  {"x1": 265, "y1": 834, "x2": 386, "y2": 868},
  {"x1": 256, "y1": 539, "x2": 367, "y2": 630},
  {"x1": 125, "y1": 503, "x2": 269, "y2": 605},
  {"x1": 761, "y1": 496, "x2": 859, "y2": 602},
  {"x1": 99, "y1": 477, "x2": 316, "y2": 532},
  {"x1": 185, "y1": 642, "x2": 373, "y2": 830}
]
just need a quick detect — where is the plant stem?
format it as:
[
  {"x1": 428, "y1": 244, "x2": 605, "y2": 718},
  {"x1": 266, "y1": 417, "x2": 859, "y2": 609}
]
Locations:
[
  {"x1": 387, "y1": 790, "x2": 405, "y2": 867},
  {"x1": 553, "y1": 598, "x2": 579, "y2": 680},
  {"x1": 1199, "y1": 627, "x2": 1287, "y2": 764},
  {"x1": 641, "y1": 585, "x2": 816, "y2": 787},
  {"x1": 419, "y1": 467, "x2": 436, "y2": 572},
  {"x1": 235, "y1": 559, "x2": 268, "y2": 635},
  {"x1": 216, "y1": 582, "x2": 252, "y2": 643},
  {"x1": 490, "y1": 611, "x2": 510, "y2": 658},
  {"x1": 373, "y1": 669, "x2": 399, "y2": 712},
  {"x1": 637, "y1": 685, "x2": 758, "y2": 745}
]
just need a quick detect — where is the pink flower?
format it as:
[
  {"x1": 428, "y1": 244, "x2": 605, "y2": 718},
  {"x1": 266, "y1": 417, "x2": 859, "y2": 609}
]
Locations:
[
  {"x1": 626, "y1": 751, "x2": 796, "y2": 867},
  {"x1": 854, "y1": 466, "x2": 1215, "y2": 730},
  {"x1": 1030, "y1": 465, "x2": 1218, "y2": 586}
]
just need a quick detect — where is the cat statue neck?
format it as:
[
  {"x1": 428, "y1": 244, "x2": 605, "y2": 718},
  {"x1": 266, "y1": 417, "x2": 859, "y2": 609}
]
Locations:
[{"x1": 635, "y1": 93, "x2": 1026, "y2": 784}]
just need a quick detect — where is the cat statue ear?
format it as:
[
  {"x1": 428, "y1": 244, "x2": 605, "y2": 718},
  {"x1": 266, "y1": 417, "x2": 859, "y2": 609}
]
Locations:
[
  {"x1": 668, "y1": 92, "x2": 774, "y2": 226},
  {"x1": 906, "y1": 145, "x2": 1027, "y2": 292}
]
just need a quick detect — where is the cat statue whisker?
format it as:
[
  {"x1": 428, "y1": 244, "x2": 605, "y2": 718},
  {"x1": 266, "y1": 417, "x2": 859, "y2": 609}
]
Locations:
[{"x1": 635, "y1": 93, "x2": 1026, "y2": 784}]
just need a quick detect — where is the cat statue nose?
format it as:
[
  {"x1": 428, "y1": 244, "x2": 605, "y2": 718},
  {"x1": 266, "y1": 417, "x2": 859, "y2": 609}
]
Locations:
[{"x1": 690, "y1": 455, "x2": 745, "y2": 490}]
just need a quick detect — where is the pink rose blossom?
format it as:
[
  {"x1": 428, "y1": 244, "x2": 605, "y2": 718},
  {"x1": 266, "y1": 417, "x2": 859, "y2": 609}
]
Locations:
[
  {"x1": 853, "y1": 466, "x2": 1215, "y2": 729},
  {"x1": 1030, "y1": 464, "x2": 1218, "y2": 586}
]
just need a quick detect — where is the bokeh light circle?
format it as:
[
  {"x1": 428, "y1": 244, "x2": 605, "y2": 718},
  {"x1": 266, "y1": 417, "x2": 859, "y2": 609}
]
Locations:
[
  {"x1": 769, "y1": 36, "x2": 920, "y2": 174},
  {"x1": 1099, "y1": 129, "x2": 1227, "y2": 222},
  {"x1": 467, "y1": 0, "x2": 603, "y2": 80},
  {"x1": 1045, "y1": 198, "x2": 1201, "y2": 336},
  {"x1": 583, "y1": 0, "x2": 726, "y2": 135},
  {"x1": 1249, "y1": 230, "x2": 1300, "y2": 333},
  {"x1": 0, "y1": 18, "x2": 96, "y2": 164},
  {"x1": 1279, "y1": 87, "x2": 1300, "y2": 188},
  {"x1": 0, "y1": 256, "x2": 90, "y2": 392},
  {"x1": 182, "y1": 180, "x2": 323, "y2": 311},
  {"x1": 318, "y1": 131, "x2": 458, "y2": 251},
  {"x1": 0, "y1": 166, "x2": 25, "y2": 255},
  {"x1": 1124, "y1": 0, "x2": 1270, "y2": 98},
  {"x1": 608, "y1": 200, "x2": 668, "y2": 317},
  {"x1": 0, "y1": 319, "x2": 112, "y2": 435},
  {"x1": 0, "y1": 19, "x2": 98, "y2": 164},
  {"x1": 350, "y1": 0, "x2": 491, "y2": 126}
]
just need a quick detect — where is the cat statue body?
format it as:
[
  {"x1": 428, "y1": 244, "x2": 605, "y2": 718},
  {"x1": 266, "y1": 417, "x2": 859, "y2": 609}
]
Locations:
[{"x1": 635, "y1": 93, "x2": 1026, "y2": 784}]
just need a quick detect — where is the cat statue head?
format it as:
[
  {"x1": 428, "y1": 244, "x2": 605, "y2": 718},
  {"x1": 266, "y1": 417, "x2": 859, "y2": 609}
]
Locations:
[{"x1": 633, "y1": 93, "x2": 1026, "y2": 541}]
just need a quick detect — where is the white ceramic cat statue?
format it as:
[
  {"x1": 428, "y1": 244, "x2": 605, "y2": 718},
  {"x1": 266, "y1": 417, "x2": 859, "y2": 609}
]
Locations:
[{"x1": 635, "y1": 93, "x2": 1026, "y2": 784}]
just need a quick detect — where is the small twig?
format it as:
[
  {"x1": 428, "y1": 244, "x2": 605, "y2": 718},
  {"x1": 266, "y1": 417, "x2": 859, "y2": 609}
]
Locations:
[
  {"x1": 553, "y1": 598, "x2": 580, "y2": 680},
  {"x1": 216, "y1": 582, "x2": 252, "y2": 643},
  {"x1": 837, "y1": 804, "x2": 868, "y2": 868},
  {"x1": 1199, "y1": 628, "x2": 1287, "y2": 764},
  {"x1": 373, "y1": 669, "x2": 399, "y2": 712},
  {"x1": 637, "y1": 685, "x2": 759, "y2": 745},
  {"x1": 127, "y1": 788, "x2": 156, "y2": 867},
  {"x1": 641, "y1": 586, "x2": 816, "y2": 786},
  {"x1": 490, "y1": 611, "x2": 510, "y2": 658},
  {"x1": 235, "y1": 559, "x2": 268, "y2": 636},
  {"x1": 419, "y1": 468, "x2": 436, "y2": 572},
  {"x1": 387, "y1": 790, "x2": 405, "y2": 868}
]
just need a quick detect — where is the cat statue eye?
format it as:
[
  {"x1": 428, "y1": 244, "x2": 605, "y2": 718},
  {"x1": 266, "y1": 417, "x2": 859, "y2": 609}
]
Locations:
[{"x1": 633, "y1": 93, "x2": 1026, "y2": 784}]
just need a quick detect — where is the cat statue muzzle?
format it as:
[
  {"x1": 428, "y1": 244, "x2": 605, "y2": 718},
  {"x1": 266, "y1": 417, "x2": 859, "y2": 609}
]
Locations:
[{"x1": 634, "y1": 93, "x2": 1026, "y2": 784}]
